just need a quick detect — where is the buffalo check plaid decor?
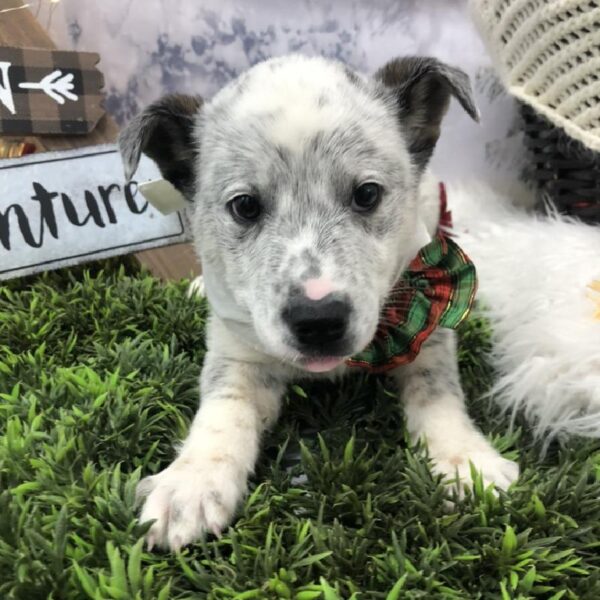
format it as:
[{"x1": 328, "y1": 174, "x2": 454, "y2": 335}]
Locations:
[
  {"x1": 346, "y1": 183, "x2": 478, "y2": 373},
  {"x1": 0, "y1": 46, "x2": 104, "y2": 135}
]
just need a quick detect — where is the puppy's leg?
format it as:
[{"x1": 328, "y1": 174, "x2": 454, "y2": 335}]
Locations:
[
  {"x1": 395, "y1": 329, "x2": 518, "y2": 493},
  {"x1": 137, "y1": 352, "x2": 284, "y2": 551}
]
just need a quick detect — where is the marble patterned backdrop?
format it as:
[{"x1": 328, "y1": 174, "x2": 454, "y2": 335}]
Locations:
[{"x1": 31, "y1": 0, "x2": 527, "y2": 188}]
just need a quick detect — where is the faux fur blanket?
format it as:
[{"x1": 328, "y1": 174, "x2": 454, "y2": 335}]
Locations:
[{"x1": 450, "y1": 181, "x2": 600, "y2": 442}]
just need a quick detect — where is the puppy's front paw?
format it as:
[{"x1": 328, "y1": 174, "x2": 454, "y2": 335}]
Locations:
[
  {"x1": 187, "y1": 275, "x2": 205, "y2": 298},
  {"x1": 429, "y1": 440, "x2": 519, "y2": 496},
  {"x1": 136, "y1": 457, "x2": 245, "y2": 551}
]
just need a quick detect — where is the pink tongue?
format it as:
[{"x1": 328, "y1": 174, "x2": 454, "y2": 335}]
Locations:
[{"x1": 303, "y1": 357, "x2": 344, "y2": 373}]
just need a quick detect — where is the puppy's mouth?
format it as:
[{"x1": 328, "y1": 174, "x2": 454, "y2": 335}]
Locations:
[
  {"x1": 300, "y1": 356, "x2": 346, "y2": 373},
  {"x1": 290, "y1": 321, "x2": 378, "y2": 374}
]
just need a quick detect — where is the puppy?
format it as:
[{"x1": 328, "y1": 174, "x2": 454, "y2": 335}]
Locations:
[{"x1": 119, "y1": 55, "x2": 519, "y2": 551}]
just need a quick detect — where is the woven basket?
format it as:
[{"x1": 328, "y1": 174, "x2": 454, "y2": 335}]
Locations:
[{"x1": 521, "y1": 103, "x2": 600, "y2": 224}]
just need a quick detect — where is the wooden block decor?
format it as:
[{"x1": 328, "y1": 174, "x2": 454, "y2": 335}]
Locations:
[{"x1": 0, "y1": 46, "x2": 105, "y2": 135}]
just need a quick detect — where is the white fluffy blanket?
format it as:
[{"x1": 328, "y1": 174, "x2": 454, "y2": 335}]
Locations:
[{"x1": 449, "y1": 182, "x2": 600, "y2": 442}]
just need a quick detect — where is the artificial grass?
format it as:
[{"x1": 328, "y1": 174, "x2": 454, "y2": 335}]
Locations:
[{"x1": 1, "y1": 259, "x2": 600, "y2": 600}]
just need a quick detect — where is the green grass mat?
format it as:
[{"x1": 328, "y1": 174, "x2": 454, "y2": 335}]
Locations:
[{"x1": 1, "y1": 259, "x2": 600, "y2": 599}]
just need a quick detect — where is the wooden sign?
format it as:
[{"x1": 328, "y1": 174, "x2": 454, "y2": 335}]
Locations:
[
  {"x1": 0, "y1": 145, "x2": 190, "y2": 280},
  {"x1": 0, "y1": 46, "x2": 104, "y2": 135}
]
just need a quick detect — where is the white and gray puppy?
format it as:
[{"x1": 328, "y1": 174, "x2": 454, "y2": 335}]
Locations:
[{"x1": 119, "y1": 54, "x2": 519, "y2": 551}]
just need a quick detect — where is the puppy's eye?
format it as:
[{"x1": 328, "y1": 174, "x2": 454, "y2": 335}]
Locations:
[
  {"x1": 352, "y1": 182, "x2": 382, "y2": 213},
  {"x1": 228, "y1": 194, "x2": 262, "y2": 223}
]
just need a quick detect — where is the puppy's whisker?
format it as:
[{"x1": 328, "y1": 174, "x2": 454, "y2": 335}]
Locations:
[
  {"x1": 379, "y1": 307, "x2": 412, "y2": 315},
  {"x1": 382, "y1": 299, "x2": 414, "y2": 306},
  {"x1": 379, "y1": 303, "x2": 413, "y2": 313},
  {"x1": 385, "y1": 289, "x2": 414, "y2": 298}
]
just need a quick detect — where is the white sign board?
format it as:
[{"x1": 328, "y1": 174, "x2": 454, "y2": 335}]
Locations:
[{"x1": 0, "y1": 145, "x2": 189, "y2": 280}]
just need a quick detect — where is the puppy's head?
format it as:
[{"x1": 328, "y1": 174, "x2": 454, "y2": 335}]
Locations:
[{"x1": 120, "y1": 55, "x2": 477, "y2": 372}]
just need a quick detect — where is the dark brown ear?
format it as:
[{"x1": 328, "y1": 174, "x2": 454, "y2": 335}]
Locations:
[
  {"x1": 376, "y1": 57, "x2": 479, "y2": 168},
  {"x1": 118, "y1": 94, "x2": 203, "y2": 200}
]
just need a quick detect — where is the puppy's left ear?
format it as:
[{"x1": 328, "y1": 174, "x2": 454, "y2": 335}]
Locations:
[
  {"x1": 118, "y1": 93, "x2": 203, "y2": 200},
  {"x1": 376, "y1": 57, "x2": 479, "y2": 169}
]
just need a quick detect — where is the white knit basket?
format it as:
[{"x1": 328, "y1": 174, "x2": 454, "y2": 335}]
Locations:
[{"x1": 470, "y1": 0, "x2": 600, "y2": 152}]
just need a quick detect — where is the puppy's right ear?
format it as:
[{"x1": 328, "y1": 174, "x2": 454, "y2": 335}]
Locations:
[
  {"x1": 118, "y1": 94, "x2": 203, "y2": 200},
  {"x1": 375, "y1": 57, "x2": 478, "y2": 170}
]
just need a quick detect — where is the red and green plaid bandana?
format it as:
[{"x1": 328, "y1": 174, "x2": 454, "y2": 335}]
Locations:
[{"x1": 346, "y1": 183, "x2": 477, "y2": 374}]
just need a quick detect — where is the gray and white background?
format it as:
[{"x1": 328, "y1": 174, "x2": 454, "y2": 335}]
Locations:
[{"x1": 33, "y1": 0, "x2": 527, "y2": 189}]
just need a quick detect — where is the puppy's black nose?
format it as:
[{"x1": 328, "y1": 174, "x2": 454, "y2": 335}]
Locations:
[{"x1": 282, "y1": 295, "x2": 350, "y2": 350}]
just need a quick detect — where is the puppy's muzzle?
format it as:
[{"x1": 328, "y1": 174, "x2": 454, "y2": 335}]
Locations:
[{"x1": 282, "y1": 294, "x2": 352, "y2": 355}]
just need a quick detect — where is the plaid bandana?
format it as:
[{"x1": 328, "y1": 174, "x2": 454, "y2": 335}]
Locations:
[{"x1": 346, "y1": 183, "x2": 477, "y2": 373}]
